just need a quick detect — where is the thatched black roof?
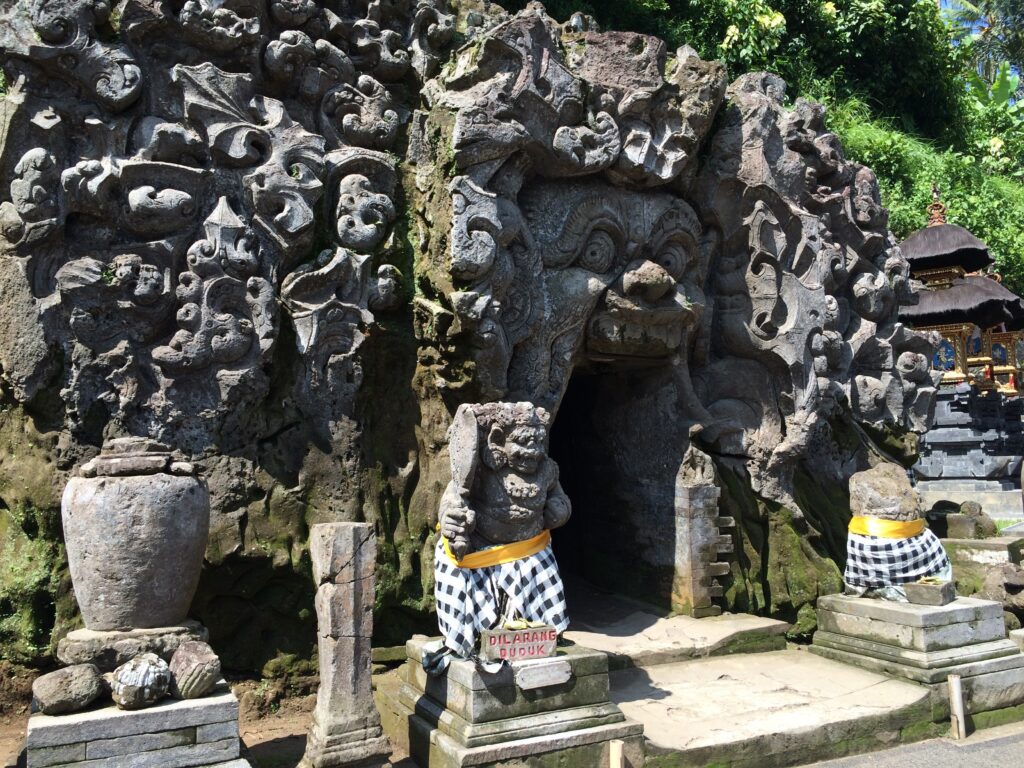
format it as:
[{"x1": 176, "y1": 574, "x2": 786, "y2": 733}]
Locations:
[
  {"x1": 900, "y1": 275, "x2": 1024, "y2": 330},
  {"x1": 899, "y1": 223, "x2": 993, "y2": 273}
]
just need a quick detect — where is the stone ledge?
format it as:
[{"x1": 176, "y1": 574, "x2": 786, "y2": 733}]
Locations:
[
  {"x1": 816, "y1": 595, "x2": 1002, "y2": 627},
  {"x1": 56, "y1": 622, "x2": 209, "y2": 671},
  {"x1": 943, "y1": 537, "x2": 1024, "y2": 566},
  {"x1": 810, "y1": 640, "x2": 1024, "y2": 689},
  {"x1": 26, "y1": 685, "x2": 239, "y2": 751},
  {"x1": 812, "y1": 632, "x2": 1022, "y2": 681}
]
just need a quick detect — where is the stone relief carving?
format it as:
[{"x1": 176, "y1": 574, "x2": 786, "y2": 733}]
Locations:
[
  {"x1": 0, "y1": 0, "x2": 944, "y2": 659},
  {"x1": 412, "y1": 6, "x2": 940, "y2": 522},
  {"x1": 0, "y1": 0, "x2": 419, "y2": 453}
]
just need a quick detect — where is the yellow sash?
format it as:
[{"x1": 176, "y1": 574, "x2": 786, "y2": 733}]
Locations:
[
  {"x1": 848, "y1": 516, "x2": 925, "y2": 539},
  {"x1": 441, "y1": 529, "x2": 551, "y2": 569}
]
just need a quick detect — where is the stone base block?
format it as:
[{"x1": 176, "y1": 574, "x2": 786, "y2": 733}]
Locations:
[
  {"x1": 26, "y1": 682, "x2": 246, "y2": 768},
  {"x1": 301, "y1": 721, "x2": 392, "y2": 768},
  {"x1": 402, "y1": 709, "x2": 643, "y2": 768},
  {"x1": 56, "y1": 621, "x2": 209, "y2": 671},
  {"x1": 943, "y1": 537, "x2": 1024, "y2": 566},
  {"x1": 379, "y1": 637, "x2": 643, "y2": 767},
  {"x1": 812, "y1": 595, "x2": 1024, "y2": 718},
  {"x1": 816, "y1": 594, "x2": 1006, "y2": 652}
]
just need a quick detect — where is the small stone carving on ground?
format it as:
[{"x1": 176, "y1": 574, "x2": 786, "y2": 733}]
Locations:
[
  {"x1": 32, "y1": 664, "x2": 104, "y2": 715},
  {"x1": 169, "y1": 640, "x2": 221, "y2": 699},
  {"x1": 432, "y1": 402, "x2": 571, "y2": 666},
  {"x1": 946, "y1": 500, "x2": 999, "y2": 540},
  {"x1": 111, "y1": 653, "x2": 171, "y2": 710},
  {"x1": 844, "y1": 463, "x2": 952, "y2": 601}
]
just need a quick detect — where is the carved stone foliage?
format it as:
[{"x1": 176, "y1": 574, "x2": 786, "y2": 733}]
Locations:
[
  {"x1": 694, "y1": 73, "x2": 941, "y2": 505},
  {"x1": 412, "y1": 7, "x2": 939, "y2": 517},
  {"x1": 0, "y1": 0, "x2": 433, "y2": 452}
]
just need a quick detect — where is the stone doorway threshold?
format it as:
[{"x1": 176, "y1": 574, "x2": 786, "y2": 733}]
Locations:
[{"x1": 562, "y1": 576, "x2": 789, "y2": 668}]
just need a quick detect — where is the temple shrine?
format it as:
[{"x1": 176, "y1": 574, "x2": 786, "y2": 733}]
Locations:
[{"x1": 900, "y1": 188, "x2": 1024, "y2": 517}]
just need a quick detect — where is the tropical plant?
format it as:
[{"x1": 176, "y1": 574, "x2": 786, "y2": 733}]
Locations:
[{"x1": 946, "y1": 0, "x2": 1024, "y2": 87}]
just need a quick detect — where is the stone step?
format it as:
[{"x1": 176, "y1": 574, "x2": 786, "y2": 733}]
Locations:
[
  {"x1": 563, "y1": 581, "x2": 789, "y2": 670},
  {"x1": 609, "y1": 649, "x2": 935, "y2": 768}
]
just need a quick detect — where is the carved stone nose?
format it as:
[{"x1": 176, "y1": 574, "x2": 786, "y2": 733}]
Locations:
[{"x1": 622, "y1": 259, "x2": 676, "y2": 302}]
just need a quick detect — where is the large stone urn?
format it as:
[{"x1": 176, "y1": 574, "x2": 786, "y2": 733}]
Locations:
[{"x1": 62, "y1": 437, "x2": 210, "y2": 631}]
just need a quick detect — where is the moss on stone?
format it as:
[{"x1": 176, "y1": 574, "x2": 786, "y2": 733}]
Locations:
[
  {"x1": 0, "y1": 400, "x2": 71, "y2": 665},
  {"x1": 715, "y1": 459, "x2": 843, "y2": 637}
]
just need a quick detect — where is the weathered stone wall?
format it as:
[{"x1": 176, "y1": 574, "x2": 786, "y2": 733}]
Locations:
[{"x1": 0, "y1": 0, "x2": 938, "y2": 670}]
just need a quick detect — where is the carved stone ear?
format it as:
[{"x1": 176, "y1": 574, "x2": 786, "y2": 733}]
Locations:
[{"x1": 481, "y1": 424, "x2": 506, "y2": 470}]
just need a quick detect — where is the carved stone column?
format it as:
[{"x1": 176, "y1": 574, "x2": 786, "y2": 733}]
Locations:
[
  {"x1": 302, "y1": 523, "x2": 391, "y2": 768},
  {"x1": 673, "y1": 483, "x2": 733, "y2": 618}
]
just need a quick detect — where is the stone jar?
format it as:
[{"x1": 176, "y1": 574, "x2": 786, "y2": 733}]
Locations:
[{"x1": 62, "y1": 437, "x2": 210, "y2": 631}]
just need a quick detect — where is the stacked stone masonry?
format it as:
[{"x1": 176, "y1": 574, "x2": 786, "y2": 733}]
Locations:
[
  {"x1": 812, "y1": 595, "x2": 1024, "y2": 720},
  {"x1": 25, "y1": 684, "x2": 249, "y2": 768},
  {"x1": 378, "y1": 637, "x2": 644, "y2": 768}
]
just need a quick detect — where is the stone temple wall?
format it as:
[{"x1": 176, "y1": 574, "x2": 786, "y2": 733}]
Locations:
[{"x1": 0, "y1": 0, "x2": 940, "y2": 669}]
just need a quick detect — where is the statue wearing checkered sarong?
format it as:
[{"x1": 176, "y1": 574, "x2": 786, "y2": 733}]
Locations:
[
  {"x1": 432, "y1": 402, "x2": 571, "y2": 660},
  {"x1": 844, "y1": 463, "x2": 952, "y2": 601}
]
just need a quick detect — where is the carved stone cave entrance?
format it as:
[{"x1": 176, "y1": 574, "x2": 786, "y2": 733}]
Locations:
[{"x1": 549, "y1": 363, "x2": 687, "y2": 615}]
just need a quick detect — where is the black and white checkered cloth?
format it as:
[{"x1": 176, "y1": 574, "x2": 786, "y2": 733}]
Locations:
[
  {"x1": 844, "y1": 528, "x2": 951, "y2": 589},
  {"x1": 433, "y1": 538, "x2": 569, "y2": 657}
]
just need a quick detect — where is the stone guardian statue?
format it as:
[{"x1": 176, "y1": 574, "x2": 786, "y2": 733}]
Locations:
[
  {"x1": 433, "y1": 402, "x2": 571, "y2": 662},
  {"x1": 844, "y1": 463, "x2": 952, "y2": 601}
]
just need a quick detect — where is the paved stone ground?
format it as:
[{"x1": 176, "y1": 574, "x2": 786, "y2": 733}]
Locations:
[
  {"x1": 610, "y1": 646, "x2": 933, "y2": 766},
  {"x1": 810, "y1": 719, "x2": 1024, "y2": 766}
]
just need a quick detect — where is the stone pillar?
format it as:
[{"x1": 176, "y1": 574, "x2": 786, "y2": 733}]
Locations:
[
  {"x1": 302, "y1": 523, "x2": 391, "y2": 768},
  {"x1": 673, "y1": 483, "x2": 733, "y2": 617}
]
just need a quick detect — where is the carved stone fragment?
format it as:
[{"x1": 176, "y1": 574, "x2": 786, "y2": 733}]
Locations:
[
  {"x1": 111, "y1": 653, "x2": 172, "y2": 710},
  {"x1": 169, "y1": 640, "x2": 222, "y2": 700}
]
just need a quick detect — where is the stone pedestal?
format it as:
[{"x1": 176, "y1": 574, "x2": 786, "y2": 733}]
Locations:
[
  {"x1": 57, "y1": 621, "x2": 209, "y2": 671},
  {"x1": 811, "y1": 594, "x2": 1024, "y2": 719},
  {"x1": 25, "y1": 682, "x2": 250, "y2": 768},
  {"x1": 301, "y1": 523, "x2": 391, "y2": 768},
  {"x1": 378, "y1": 637, "x2": 644, "y2": 768}
]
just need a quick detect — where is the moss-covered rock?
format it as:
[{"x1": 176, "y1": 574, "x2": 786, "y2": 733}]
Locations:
[
  {"x1": 0, "y1": 401, "x2": 75, "y2": 665},
  {"x1": 717, "y1": 460, "x2": 843, "y2": 639}
]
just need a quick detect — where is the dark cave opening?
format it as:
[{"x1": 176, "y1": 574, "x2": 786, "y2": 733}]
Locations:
[{"x1": 547, "y1": 370, "x2": 602, "y2": 583}]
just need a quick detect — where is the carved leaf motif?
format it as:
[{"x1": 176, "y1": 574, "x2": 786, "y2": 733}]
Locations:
[
  {"x1": 449, "y1": 176, "x2": 503, "y2": 282},
  {"x1": 321, "y1": 75, "x2": 399, "y2": 150},
  {"x1": 409, "y1": 0, "x2": 455, "y2": 79},
  {"x1": 551, "y1": 111, "x2": 621, "y2": 174},
  {"x1": 281, "y1": 247, "x2": 372, "y2": 384},
  {"x1": 173, "y1": 64, "x2": 268, "y2": 166}
]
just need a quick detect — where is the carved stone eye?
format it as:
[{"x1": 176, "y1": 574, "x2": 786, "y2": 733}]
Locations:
[
  {"x1": 579, "y1": 229, "x2": 616, "y2": 273},
  {"x1": 653, "y1": 242, "x2": 687, "y2": 280}
]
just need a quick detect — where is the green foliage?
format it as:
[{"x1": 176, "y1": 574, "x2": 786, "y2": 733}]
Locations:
[
  {"x1": 825, "y1": 96, "x2": 1024, "y2": 294},
  {"x1": 946, "y1": 0, "x2": 1024, "y2": 87}
]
